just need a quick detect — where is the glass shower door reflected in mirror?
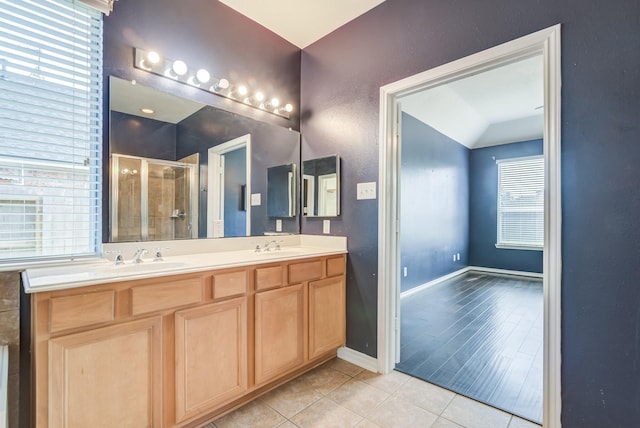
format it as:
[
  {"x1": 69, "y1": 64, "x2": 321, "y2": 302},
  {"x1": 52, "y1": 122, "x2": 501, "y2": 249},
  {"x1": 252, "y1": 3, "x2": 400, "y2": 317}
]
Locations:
[{"x1": 111, "y1": 154, "x2": 198, "y2": 242}]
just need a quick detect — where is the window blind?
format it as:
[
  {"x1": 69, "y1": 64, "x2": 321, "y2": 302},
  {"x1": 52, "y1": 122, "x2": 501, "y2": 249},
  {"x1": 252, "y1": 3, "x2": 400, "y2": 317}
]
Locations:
[
  {"x1": 0, "y1": 0, "x2": 103, "y2": 262},
  {"x1": 497, "y1": 155, "x2": 544, "y2": 249}
]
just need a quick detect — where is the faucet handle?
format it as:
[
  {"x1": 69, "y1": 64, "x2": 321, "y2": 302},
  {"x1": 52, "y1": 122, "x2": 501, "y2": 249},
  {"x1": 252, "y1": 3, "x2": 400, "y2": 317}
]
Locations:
[
  {"x1": 255, "y1": 244, "x2": 262, "y2": 253},
  {"x1": 153, "y1": 247, "x2": 169, "y2": 261},
  {"x1": 105, "y1": 250, "x2": 124, "y2": 265}
]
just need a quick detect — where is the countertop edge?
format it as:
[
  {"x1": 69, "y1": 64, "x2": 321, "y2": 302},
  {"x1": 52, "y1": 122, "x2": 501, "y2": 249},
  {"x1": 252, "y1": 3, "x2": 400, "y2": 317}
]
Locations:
[{"x1": 23, "y1": 248, "x2": 348, "y2": 294}]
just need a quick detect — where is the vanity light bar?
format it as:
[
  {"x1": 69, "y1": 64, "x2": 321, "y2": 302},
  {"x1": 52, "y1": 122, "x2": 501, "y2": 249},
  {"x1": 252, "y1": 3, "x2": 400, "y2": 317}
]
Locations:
[{"x1": 133, "y1": 48, "x2": 294, "y2": 119}]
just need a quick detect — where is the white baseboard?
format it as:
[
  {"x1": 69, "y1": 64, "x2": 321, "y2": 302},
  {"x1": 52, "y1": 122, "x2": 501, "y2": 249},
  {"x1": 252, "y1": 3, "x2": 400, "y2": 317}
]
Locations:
[
  {"x1": 468, "y1": 265, "x2": 543, "y2": 279},
  {"x1": 337, "y1": 347, "x2": 378, "y2": 373},
  {"x1": 400, "y1": 267, "x2": 470, "y2": 298},
  {"x1": 400, "y1": 265, "x2": 543, "y2": 299}
]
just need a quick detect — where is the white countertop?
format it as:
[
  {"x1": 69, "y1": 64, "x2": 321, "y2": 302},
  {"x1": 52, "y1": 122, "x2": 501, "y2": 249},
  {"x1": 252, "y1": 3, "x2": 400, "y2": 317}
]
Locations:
[{"x1": 22, "y1": 235, "x2": 347, "y2": 293}]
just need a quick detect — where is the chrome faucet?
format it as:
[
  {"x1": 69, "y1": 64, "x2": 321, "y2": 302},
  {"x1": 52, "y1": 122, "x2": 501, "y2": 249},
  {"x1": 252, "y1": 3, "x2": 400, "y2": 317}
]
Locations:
[
  {"x1": 105, "y1": 250, "x2": 124, "y2": 266},
  {"x1": 263, "y1": 240, "x2": 281, "y2": 252},
  {"x1": 132, "y1": 248, "x2": 148, "y2": 264}
]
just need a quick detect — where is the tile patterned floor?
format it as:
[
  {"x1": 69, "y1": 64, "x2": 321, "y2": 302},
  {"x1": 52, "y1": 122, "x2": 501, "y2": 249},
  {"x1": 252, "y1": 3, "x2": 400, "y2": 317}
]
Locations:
[{"x1": 205, "y1": 358, "x2": 541, "y2": 428}]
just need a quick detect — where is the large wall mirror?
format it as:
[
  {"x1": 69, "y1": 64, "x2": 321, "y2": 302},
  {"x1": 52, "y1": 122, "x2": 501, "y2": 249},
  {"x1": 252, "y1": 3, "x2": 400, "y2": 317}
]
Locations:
[
  {"x1": 302, "y1": 155, "x2": 340, "y2": 217},
  {"x1": 107, "y1": 76, "x2": 300, "y2": 242}
]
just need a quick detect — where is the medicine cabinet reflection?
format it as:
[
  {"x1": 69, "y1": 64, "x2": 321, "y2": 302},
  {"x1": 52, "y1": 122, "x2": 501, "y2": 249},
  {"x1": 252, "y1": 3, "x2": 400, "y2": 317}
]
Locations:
[
  {"x1": 302, "y1": 155, "x2": 340, "y2": 217},
  {"x1": 267, "y1": 163, "x2": 297, "y2": 218},
  {"x1": 111, "y1": 154, "x2": 198, "y2": 242}
]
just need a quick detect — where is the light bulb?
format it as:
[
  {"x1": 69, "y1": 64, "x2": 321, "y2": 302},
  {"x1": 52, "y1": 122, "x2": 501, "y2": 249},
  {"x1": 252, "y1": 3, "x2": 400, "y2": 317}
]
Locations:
[
  {"x1": 285, "y1": 104, "x2": 293, "y2": 113},
  {"x1": 210, "y1": 78, "x2": 230, "y2": 91},
  {"x1": 237, "y1": 85, "x2": 248, "y2": 96},
  {"x1": 171, "y1": 60, "x2": 188, "y2": 76},
  {"x1": 195, "y1": 68, "x2": 210, "y2": 84},
  {"x1": 270, "y1": 98, "x2": 280, "y2": 108},
  {"x1": 255, "y1": 92, "x2": 265, "y2": 102},
  {"x1": 146, "y1": 51, "x2": 160, "y2": 65},
  {"x1": 140, "y1": 50, "x2": 161, "y2": 69}
]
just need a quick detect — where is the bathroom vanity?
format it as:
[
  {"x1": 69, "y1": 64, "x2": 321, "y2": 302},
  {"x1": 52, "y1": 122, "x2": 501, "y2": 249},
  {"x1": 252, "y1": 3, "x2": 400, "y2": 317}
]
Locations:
[{"x1": 23, "y1": 237, "x2": 346, "y2": 427}]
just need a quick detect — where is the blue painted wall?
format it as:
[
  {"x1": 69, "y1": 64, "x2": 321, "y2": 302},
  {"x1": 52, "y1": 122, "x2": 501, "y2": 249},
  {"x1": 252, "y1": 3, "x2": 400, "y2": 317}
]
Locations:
[
  {"x1": 300, "y1": 0, "x2": 640, "y2": 426},
  {"x1": 109, "y1": 111, "x2": 176, "y2": 161},
  {"x1": 223, "y1": 147, "x2": 247, "y2": 237},
  {"x1": 176, "y1": 106, "x2": 300, "y2": 237},
  {"x1": 400, "y1": 113, "x2": 469, "y2": 293},
  {"x1": 469, "y1": 139, "x2": 543, "y2": 273}
]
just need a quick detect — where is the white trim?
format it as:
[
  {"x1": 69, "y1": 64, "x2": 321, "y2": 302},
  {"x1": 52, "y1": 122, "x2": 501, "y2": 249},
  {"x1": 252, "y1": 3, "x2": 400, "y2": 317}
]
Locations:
[
  {"x1": 469, "y1": 266, "x2": 544, "y2": 279},
  {"x1": 400, "y1": 266, "x2": 543, "y2": 300},
  {"x1": 0, "y1": 345, "x2": 7, "y2": 428},
  {"x1": 207, "y1": 135, "x2": 252, "y2": 238},
  {"x1": 400, "y1": 267, "x2": 471, "y2": 299},
  {"x1": 337, "y1": 347, "x2": 378, "y2": 373},
  {"x1": 378, "y1": 25, "x2": 562, "y2": 427}
]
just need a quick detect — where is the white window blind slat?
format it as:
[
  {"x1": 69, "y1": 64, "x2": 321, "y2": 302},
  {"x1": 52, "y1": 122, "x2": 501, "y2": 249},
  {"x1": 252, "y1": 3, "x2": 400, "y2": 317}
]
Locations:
[
  {"x1": 497, "y1": 156, "x2": 544, "y2": 248},
  {"x1": 0, "y1": 0, "x2": 102, "y2": 262}
]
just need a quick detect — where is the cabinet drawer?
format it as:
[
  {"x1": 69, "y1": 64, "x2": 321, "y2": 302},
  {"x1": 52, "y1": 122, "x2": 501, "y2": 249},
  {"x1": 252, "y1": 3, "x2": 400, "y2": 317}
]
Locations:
[
  {"x1": 130, "y1": 277, "x2": 203, "y2": 316},
  {"x1": 49, "y1": 290, "x2": 115, "y2": 333},
  {"x1": 326, "y1": 256, "x2": 346, "y2": 277},
  {"x1": 288, "y1": 260, "x2": 322, "y2": 284},
  {"x1": 213, "y1": 271, "x2": 247, "y2": 299},
  {"x1": 255, "y1": 265, "x2": 283, "y2": 291}
]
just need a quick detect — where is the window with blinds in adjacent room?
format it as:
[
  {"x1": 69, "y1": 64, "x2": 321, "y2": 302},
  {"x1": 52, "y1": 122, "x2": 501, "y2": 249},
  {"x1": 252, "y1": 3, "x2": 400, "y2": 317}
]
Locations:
[
  {"x1": 496, "y1": 155, "x2": 544, "y2": 250},
  {"x1": 0, "y1": 0, "x2": 103, "y2": 262}
]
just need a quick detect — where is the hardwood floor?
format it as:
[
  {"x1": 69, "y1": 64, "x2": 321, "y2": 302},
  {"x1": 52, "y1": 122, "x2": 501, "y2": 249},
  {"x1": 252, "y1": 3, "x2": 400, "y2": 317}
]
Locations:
[{"x1": 396, "y1": 271, "x2": 543, "y2": 423}]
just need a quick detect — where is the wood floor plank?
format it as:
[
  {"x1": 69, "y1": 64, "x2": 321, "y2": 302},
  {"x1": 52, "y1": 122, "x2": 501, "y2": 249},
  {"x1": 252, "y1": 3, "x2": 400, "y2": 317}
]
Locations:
[{"x1": 397, "y1": 272, "x2": 543, "y2": 424}]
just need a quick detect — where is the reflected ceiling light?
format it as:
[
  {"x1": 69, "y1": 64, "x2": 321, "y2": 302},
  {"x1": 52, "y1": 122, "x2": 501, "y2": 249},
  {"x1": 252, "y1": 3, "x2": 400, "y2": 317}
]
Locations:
[{"x1": 140, "y1": 108, "x2": 155, "y2": 114}]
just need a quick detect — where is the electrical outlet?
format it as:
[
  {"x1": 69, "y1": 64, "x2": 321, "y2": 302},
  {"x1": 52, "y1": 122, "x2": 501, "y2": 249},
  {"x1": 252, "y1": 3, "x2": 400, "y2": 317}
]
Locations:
[
  {"x1": 357, "y1": 182, "x2": 377, "y2": 200},
  {"x1": 250, "y1": 193, "x2": 261, "y2": 206},
  {"x1": 276, "y1": 219, "x2": 282, "y2": 232},
  {"x1": 403, "y1": 267, "x2": 408, "y2": 277},
  {"x1": 323, "y1": 219, "x2": 330, "y2": 234}
]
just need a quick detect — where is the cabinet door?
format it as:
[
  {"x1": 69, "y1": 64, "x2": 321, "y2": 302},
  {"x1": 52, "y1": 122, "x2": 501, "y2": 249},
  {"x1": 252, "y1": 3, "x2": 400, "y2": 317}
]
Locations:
[
  {"x1": 309, "y1": 276, "x2": 346, "y2": 359},
  {"x1": 254, "y1": 283, "x2": 305, "y2": 385},
  {"x1": 174, "y1": 297, "x2": 248, "y2": 422},
  {"x1": 48, "y1": 316, "x2": 162, "y2": 428}
]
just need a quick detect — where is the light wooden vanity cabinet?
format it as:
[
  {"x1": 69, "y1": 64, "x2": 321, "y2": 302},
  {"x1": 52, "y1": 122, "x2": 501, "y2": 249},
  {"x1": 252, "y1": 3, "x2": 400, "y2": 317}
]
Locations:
[{"x1": 31, "y1": 254, "x2": 346, "y2": 427}]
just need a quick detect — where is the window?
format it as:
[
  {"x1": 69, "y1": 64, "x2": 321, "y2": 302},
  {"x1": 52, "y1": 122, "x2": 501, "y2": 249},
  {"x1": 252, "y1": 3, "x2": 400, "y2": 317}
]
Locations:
[
  {"x1": 496, "y1": 155, "x2": 544, "y2": 250},
  {"x1": 0, "y1": 0, "x2": 103, "y2": 262}
]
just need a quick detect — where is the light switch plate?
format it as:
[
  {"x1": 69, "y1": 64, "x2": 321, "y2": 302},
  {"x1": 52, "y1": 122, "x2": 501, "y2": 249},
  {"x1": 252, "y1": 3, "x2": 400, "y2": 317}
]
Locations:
[
  {"x1": 357, "y1": 182, "x2": 376, "y2": 200},
  {"x1": 323, "y1": 219, "x2": 330, "y2": 234},
  {"x1": 276, "y1": 219, "x2": 282, "y2": 232},
  {"x1": 250, "y1": 193, "x2": 261, "y2": 206}
]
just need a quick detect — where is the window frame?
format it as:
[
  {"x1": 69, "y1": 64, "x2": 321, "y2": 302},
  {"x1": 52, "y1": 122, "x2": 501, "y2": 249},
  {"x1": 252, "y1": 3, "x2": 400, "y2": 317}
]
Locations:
[{"x1": 495, "y1": 154, "x2": 544, "y2": 251}]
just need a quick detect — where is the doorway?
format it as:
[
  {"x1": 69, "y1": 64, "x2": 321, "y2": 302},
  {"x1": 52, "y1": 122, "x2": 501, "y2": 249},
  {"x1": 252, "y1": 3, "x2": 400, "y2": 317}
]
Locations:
[
  {"x1": 207, "y1": 134, "x2": 251, "y2": 238},
  {"x1": 377, "y1": 26, "x2": 561, "y2": 427}
]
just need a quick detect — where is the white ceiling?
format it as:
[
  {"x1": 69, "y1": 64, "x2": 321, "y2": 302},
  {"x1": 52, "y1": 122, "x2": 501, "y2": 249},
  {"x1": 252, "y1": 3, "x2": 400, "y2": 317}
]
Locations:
[
  {"x1": 400, "y1": 55, "x2": 544, "y2": 149},
  {"x1": 110, "y1": 77, "x2": 205, "y2": 124},
  {"x1": 218, "y1": 0, "x2": 386, "y2": 48}
]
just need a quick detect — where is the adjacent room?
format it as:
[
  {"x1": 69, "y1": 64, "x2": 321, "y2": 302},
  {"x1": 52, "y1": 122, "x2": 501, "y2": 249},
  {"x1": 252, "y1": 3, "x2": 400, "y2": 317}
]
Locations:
[{"x1": 395, "y1": 55, "x2": 544, "y2": 423}]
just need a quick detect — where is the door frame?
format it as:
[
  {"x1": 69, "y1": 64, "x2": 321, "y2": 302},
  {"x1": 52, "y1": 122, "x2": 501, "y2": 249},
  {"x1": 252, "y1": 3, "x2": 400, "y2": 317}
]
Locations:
[
  {"x1": 377, "y1": 25, "x2": 562, "y2": 427},
  {"x1": 207, "y1": 134, "x2": 251, "y2": 238}
]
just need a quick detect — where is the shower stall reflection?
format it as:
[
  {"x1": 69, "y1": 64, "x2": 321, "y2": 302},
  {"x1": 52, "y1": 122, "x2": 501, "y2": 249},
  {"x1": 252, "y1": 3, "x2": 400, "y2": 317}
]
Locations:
[{"x1": 110, "y1": 154, "x2": 198, "y2": 242}]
